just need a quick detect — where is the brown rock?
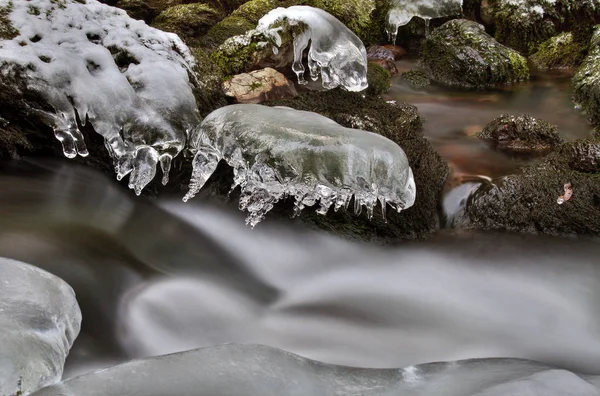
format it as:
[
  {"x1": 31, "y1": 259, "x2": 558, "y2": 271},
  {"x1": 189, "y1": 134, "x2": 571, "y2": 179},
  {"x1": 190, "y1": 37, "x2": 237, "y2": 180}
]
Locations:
[
  {"x1": 222, "y1": 68, "x2": 297, "y2": 104},
  {"x1": 383, "y1": 45, "x2": 408, "y2": 60}
]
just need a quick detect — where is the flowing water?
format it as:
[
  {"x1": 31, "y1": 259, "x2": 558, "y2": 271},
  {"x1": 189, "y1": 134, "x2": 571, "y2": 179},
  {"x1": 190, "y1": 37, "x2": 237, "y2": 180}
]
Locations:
[{"x1": 1, "y1": 60, "x2": 599, "y2": 393}]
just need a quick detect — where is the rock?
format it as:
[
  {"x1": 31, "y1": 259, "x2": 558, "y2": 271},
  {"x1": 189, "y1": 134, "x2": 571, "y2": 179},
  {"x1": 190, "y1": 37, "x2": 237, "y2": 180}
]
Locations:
[
  {"x1": 0, "y1": 2, "x2": 18, "y2": 40},
  {"x1": 151, "y1": 3, "x2": 223, "y2": 43},
  {"x1": 189, "y1": 47, "x2": 229, "y2": 116},
  {"x1": 401, "y1": 69, "x2": 430, "y2": 89},
  {"x1": 383, "y1": 44, "x2": 407, "y2": 59},
  {"x1": 367, "y1": 45, "x2": 395, "y2": 61},
  {"x1": 419, "y1": 19, "x2": 529, "y2": 89},
  {"x1": 530, "y1": 32, "x2": 587, "y2": 72},
  {"x1": 0, "y1": 258, "x2": 81, "y2": 396},
  {"x1": 477, "y1": 114, "x2": 564, "y2": 156},
  {"x1": 455, "y1": 139, "x2": 600, "y2": 236},
  {"x1": 114, "y1": 0, "x2": 155, "y2": 22},
  {"x1": 573, "y1": 26, "x2": 600, "y2": 132},
  {"x1": 370, "y1": 58, "x2": 399, "y2": 74},
  {"x1": 222, "y1": 68, "x2": 297, "y2": 103},
  {"x1": 257, "y1": 90, "x2": 448, "y2": 242},
  {"x1": 366, "y1": 61, "x2": 391, "y2": 95}
]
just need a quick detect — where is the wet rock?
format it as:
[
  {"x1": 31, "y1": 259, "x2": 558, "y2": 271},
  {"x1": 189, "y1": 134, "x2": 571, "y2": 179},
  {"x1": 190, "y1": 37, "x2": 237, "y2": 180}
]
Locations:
[
  {"x1": 383, "y1": 44, "x2": 407, "y2": 59},
  {"x1": 367, "y1": 45, "x2": 395, "y2": 61},
  {"x1": 151, "y1": 3, "x2": 223, "y2": 44},
  {"x1": 530, "y1": 32, "x2": 587, "y2": 72},
  {"x1": 366, "y1": 61, "x2": 391, "y2": 95},
  {"x1": 255, "y1": 90, "x2": 448, "y2": 242},
  {"x1": 222, "y1": 67, "x2": 297, "y2": 104},
  {"x1": 477, "y1": 114, "x2": 564, "y2": 156},
  {"x1": 114, "y1": 0, "x2": 155, "y2": 23},
  {"x1": 419, "y1": 19, "x2": 529, "y2": 89},
  {"x1": 455, "y1": 139, "x2": 600, "y2": 236},
  {"x1": 573, "y1": 25, "x2": 600, "y2": 132},
  {"x1": 401, "y1": 69, "x2": 430, "y2": 89},
  {"x1": 189, "y1": 47, "x2": 229, "y2": 115}
]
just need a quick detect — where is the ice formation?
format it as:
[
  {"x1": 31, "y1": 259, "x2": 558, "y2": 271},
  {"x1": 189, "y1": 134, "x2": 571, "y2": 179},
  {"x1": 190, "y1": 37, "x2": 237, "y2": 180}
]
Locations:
[
  {"x1": 257, "y1": 6, "x2": 368, "y2": 92},
  {"x1": 31, "y1": 344, "x2": 600, "y2": 396},
  {"x1": 0, "y1": 258, "x2": 81, "y2": 396},
  {"x1": 183, "y1": 104, "x2": 416, "y2": 227},
  {"x1": 0, "y1": 0, "x2": 200, "y2": 194},
  {"x1": 386, "y1": 0, "x2": 464, "y2": 43}
]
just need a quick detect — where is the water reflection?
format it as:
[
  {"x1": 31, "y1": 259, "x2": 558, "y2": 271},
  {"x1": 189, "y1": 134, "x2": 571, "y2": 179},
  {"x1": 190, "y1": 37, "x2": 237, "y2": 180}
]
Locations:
[{"x1": 1, "y1": 161, "x2": 600, "y2": 381}]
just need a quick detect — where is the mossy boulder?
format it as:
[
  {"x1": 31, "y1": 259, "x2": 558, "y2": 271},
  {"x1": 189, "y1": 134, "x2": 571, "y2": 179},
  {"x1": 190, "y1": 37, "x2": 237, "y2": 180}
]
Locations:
[
  {"x1": 454, "y1": 138, "x2": 600, "y2": 236},
  {"x1": 401, "y1": 70, "x2": 430, "y2": 89},
  {"x1": 419, "y1": 19, "x2": 529, "y2": 89},
  {"x1": 189, "y1": 47, "x2": 228, "y2": 116},
  {"x1": 477, "y1": 114, "x2": 564, "y2": 156},
  {"x1": 152, "y1": 3, "x2": 223, "y2": 43},
  {"x1": 573, "y1": 26, "x2": 600, "y2": 133},
  {"x1": 114, "y1": 0, "x2": 155, "y2": 22},
  {"x1": 366, "y1": 61, "x2": 391, "y2": 95},
  {"x1": 529, "y1": 32, "x2": 587, "y2": 72}
]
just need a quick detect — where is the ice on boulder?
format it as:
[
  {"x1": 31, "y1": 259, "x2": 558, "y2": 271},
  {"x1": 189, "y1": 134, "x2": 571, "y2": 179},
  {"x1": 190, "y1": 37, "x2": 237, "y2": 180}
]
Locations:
[
  {"x1": 257, "y1": 6, "x2": 368, "y2": 92},
  {"x1": 183, "y1": 104, "x2": 416, "y2": 227},
  {"x1": 386, "y1": 0, "x2": 464, "y2": 44},
  {"x1": 0, "y1": 258, "x2": 81, "y2": 395},
  {"x1": 0, "y1": 0, "x2": 200, "y2": 194},
  {"x1": 31, "y1": 344, "x2": 600, "y2": 396}
]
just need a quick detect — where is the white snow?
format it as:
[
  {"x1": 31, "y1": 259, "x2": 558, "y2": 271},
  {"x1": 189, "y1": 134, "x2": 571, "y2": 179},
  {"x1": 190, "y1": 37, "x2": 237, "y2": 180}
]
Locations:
[
  {"x1": 0, "y1": 0, "x2": 200, "y2": 194},
  {"x1": 257, "y1": 6, "x2": 368, "y2": 92},
  {"x1": 386, "y1": 0, "x2": 464, "y2": 43},
  {"x1": 183, "y1": 104, "x2": 416, "y2": 227},
  {"x1": 0, "y1": 258, "x2": 81, "y2": 395}
]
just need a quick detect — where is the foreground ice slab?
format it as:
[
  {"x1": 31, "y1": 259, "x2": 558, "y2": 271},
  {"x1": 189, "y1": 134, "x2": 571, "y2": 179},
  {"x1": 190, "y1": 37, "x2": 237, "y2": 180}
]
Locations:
[
  {"x1": 386, "y1": 0, "x2": 463, "y2": 43},
  {"x1": 257, "y1": 6, "x2": 368, "y2": 92},
  {"x1": 0, "y1": 258, "x2": 81, "y2": 395},
  {"x1": 31, "y1": 344, "x2": 600, "y2": 396},
  {"x1": 183, "y1": 104, "x2": 416, "y2": 227},
  {"x1": 0, "y1": 0, "x2": 200, "y2": 194}
]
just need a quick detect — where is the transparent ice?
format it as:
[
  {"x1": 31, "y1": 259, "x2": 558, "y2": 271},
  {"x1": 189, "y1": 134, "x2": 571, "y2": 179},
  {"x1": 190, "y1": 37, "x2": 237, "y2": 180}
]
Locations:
[
  {"x1": 386, "y1": 0, "x2": 464, "y2": 43},
  {"x1": 0, "y1": 258, "x2": 81, "y2": 396},
  {"x1": 0, "y1": 0, "x2": 200, "y2": 194},
  {"x1": 257, "y1": 6, "x2": 368, "y2": 92},
  {"x1": 31, "y1": 344, "x2": 600, "y2": 396},
  {"x1": 183, "y1": 104, "x2": 416, "y2": 227}
]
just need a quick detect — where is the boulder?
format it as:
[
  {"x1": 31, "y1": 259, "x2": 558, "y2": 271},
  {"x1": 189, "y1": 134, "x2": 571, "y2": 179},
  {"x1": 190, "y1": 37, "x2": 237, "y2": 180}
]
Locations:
[
  {"x1": 455, "y1": 138, "x2": 600, "y2": 236},
  {"x1": 366, "y1": 62, "x2": 392, "y2": 95},
  {"x1": 529, "y1": 32, "x2": 587, "y2": 72},
  {"x1": 222, "y1": 67, "x2": 297, "y2": 103},
  {"x1": 573, "y1": 25, "x2": 600, "y2": 133},
  {"x1": 477, "y1": 114, "x2": 564, "y2": 156},
  {"x1": 419, "y1": 19, "x2": 529, "y2": 89},
  {"x1": 151, "y1": 3, "x2": 223, "y2": 44}
]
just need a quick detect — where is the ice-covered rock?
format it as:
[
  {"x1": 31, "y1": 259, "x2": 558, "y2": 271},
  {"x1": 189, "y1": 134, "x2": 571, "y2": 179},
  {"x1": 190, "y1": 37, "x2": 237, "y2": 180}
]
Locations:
[
  {"x1": 256, "y1": 6, "x2": 368, "y2": 92},
  {"x1": 0, "y1": 258, "x2": 81, "y2": 395},
  {"x1": 386, "y1": 0, "x2": 463, "y2": 44},
  {"x1": 0, "y1": 0, "x2": 200, "y2": 194},
  {"x1": 31, "y1": 344, "x2": 600, "y2": 396},
  {"x1": 183, "y1": 104, "x2": 416, "y2": 227}
]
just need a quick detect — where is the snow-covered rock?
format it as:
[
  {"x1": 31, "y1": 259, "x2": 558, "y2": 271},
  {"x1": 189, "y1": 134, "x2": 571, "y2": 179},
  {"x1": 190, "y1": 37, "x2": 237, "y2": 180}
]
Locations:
[
  {"x1": 183, "y1": 104, "x2": 416, "y2": 227},
  {"x1": 0, "y1": 0, "x2": 200, "y2": 194},
  {"x1": 0, "y1": 258, "x2": 81, "y2": 395}
]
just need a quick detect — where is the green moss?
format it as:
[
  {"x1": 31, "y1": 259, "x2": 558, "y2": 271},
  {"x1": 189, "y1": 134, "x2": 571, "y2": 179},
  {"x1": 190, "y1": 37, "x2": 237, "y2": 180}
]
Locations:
[
  {"x1": 115, "y1": 0, "x2": 155, "y2": 23},
  {"x1": 0, "y1": 1, "x2": 18, "y2": 40},
  {"x1": 366, "y1": 61, "x2": 391, "y2": 95},
  {"x1": 401, "y1": 70, "x2": 430, "y2": 89},
  {"x1": 308, "y1": 0, "x2": 377, "y2": 43},
  {"x1": 420, "y1": 19, "x2": 529, "y2": 88},
  {"x1": 189, "y1": 47, "x2": 228, "y2": 116},
  {"x1": 530, "y1": 32, "x2": 587, "y2": 71},
  {"x1": 152, "y1": 3, "x2": 222, "y2": 44},
  {"x1": 573, "y1": 25, "x2": 600, "y2": 132},
  {"x1": 230, "y1": 0, "x2": 279, "y2": 22}
]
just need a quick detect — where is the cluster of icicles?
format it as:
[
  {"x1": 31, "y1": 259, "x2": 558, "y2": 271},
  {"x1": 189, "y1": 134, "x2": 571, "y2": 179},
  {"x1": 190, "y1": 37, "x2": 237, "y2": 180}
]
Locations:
[{"x1": 1, "y1": 0, "x2": 416, "y2": 226}]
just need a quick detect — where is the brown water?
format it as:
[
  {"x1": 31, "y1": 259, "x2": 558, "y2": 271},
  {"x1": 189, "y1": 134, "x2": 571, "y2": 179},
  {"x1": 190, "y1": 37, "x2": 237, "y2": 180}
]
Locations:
[{"x1": 386, "y1": 60, "x2": 594, "y2": 178}]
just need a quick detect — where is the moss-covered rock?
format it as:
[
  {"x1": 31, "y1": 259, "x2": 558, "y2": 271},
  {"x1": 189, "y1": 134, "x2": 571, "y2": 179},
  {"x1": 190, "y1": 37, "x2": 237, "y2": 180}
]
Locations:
[
  {"x1": 0, "y1": 1, "x2": 19, "y2": 40},
  {"x1": 477, "y1": 114, "x2": 564, "y2": 156},
  {"x1": 189, "y1": 47, "x2": 228, "y2": 115},
  {"x1": 419, "y1": 19, "x2": 529, "y2": 89},
  {"x1": 152, "y1": 3, "x2": 222, "y2": 44},
  {"x1": 114, "y1": 0, "x2": 155, "y2": 22},
  {"x1": 573, "y1": 25, "x2": 600, "y2": 132},
  {"x1": 529, "y1": 32, "x2": 587, "y2": 71},
  {"x1": 455, "y1": 138, "x2": 600, "y2": 236},
  {"x1": 366, "y1": 61, "x2": 391, "y2": 95},
  {"x1": 308, "y1": 0, "x2": 379, "y2": 43},
  {"x1": 401, "y1": 70, "x2": 430, "y2": 89}
]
